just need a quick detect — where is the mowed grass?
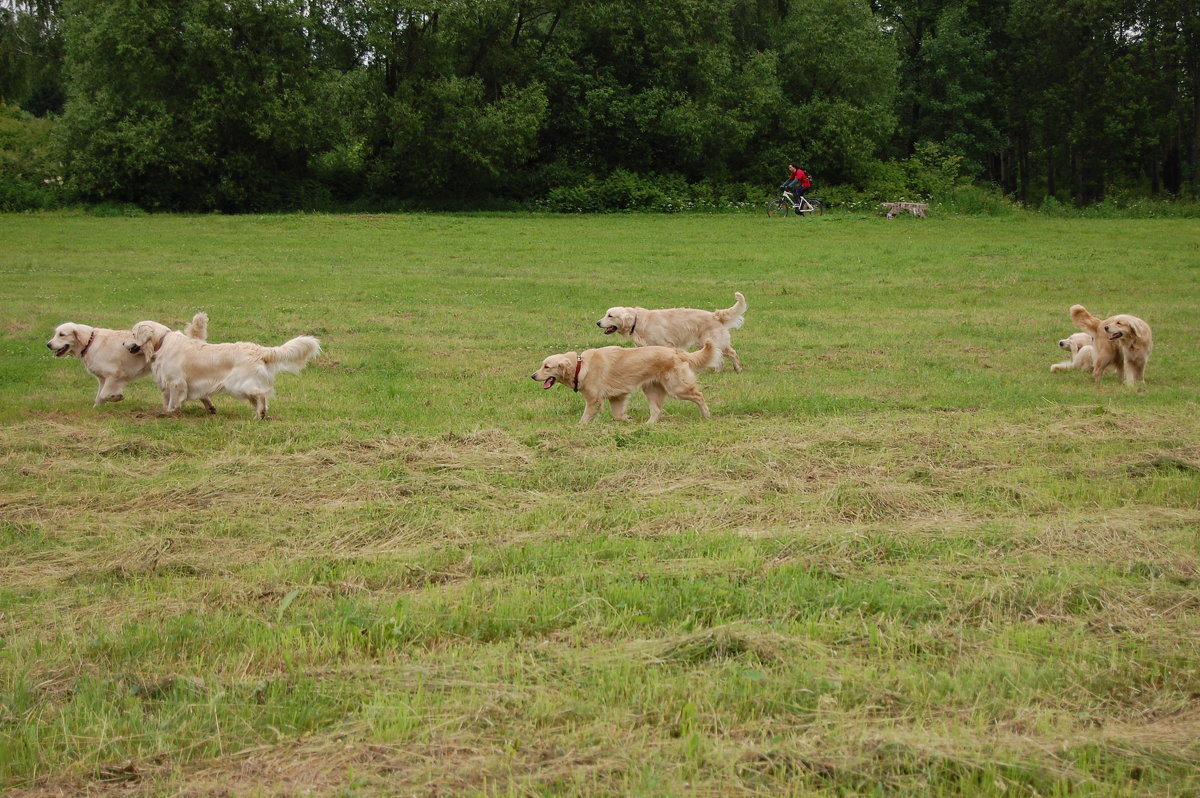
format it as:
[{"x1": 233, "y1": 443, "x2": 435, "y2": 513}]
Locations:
[{"x1": 0, "y1": 210, "x2": 1198, "y2": 796}]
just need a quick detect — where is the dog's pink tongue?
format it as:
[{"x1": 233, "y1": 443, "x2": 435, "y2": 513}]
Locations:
[{"x1": 542, "y1": 378, "x2": 555, "y2": 390}]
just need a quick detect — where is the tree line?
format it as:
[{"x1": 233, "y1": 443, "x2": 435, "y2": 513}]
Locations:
[{"x1": 1, "y1": 0, "x2": 1197, "y2": 211}]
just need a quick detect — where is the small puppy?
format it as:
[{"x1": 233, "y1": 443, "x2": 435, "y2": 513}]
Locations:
[
  {"x1": 47, "y1": 313, "x2": 210, "y2": 407},
  {"x1": 532, "y1": 340, "x2": 719, "y2": 424},
  {"x1": 1050, "y1": 332, "x2": 1096, "y2": 373},
  {"x1": 126, "y1": 321, "x2": 320, "y2": 419},
  {"x1": 596, "y1": 291, "x2": 747, "y2": 371},
  {"x1": 1070, "y1": 304, "x2": 1153, "y2": 385}
]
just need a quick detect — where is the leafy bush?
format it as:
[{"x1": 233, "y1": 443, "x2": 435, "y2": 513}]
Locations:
[
  {"x1": 541, "y1": 171, "x2": 766, "y2": 213},
  {"x1": 0, "y1": 104, "x2": 62, "y2": 211},
  {"x1": 1036, "y1": 189, "x2": 1200, "y2": 218},
  {"x1": 934, "y1": 184, "x2": 1017, "y2": 216}
]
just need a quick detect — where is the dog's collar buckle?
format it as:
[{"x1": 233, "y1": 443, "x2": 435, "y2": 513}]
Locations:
[
  {"x1": 573, "y1": 355, "x2": 583, "y2": 392},
  {"x1": 79, "y1": 330, "x2": 97, "y2": 360}
]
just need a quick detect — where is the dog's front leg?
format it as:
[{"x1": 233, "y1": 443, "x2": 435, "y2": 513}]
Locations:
[
  {"x1": 94, "y1": 377, "x2": 126, "y2": 405},
  {"x1": 1122, "y1": 359, "x2": 1145, "y2": 386},
  {"x1": 162, "y1": 382, "x2": 187, "y2": 414},
  {"x1": 579, "y1": 397, "x2": 602, "y2": 424}
]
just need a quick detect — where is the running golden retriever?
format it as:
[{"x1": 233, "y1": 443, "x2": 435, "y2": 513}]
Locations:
[
  {"x1": 47, "y1": 313, "x2": 210, "y2": 408},
  {"x1": 532, "y1": 340, "x2": 719, "y2": 424},
  {"x1": 596, "y1": 291, "x2": 747, "y2": 371},
  {"x1": 1050, "y1": 332, "x2": 1096, "y2": 374},
  {"x1": 1070, "y1": 304, "x2": 1153, "y2": 385},
  {"x1": 125, "y1": 321, "x2": 320, "y2": 419}
]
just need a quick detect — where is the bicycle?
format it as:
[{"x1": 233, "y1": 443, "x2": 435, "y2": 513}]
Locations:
[{"x1": 767, "y1": 189, "x2": 822, "y2": 218}]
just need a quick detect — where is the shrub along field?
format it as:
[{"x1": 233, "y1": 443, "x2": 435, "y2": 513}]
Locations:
[{"x1": 1, "y1": 211, "x2": 1198, "y2": 796}]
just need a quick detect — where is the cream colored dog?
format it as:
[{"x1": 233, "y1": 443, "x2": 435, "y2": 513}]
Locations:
[
  {"x1": 532, "y1": 340, "x2": 720, "y2": 424},
  {"x1": 125, "y1": 321, "x2": 320, "y2": 419},
  {"x1": 596, "y1": 291, "x2": 747, "y2": 371},
  {"x1": 47, "y1": 313, "x2": 210, "y2": 408},
  {"x1": 1050, "y1": 332, "x2": 1096, "y2": 373},
  {"x1": 1070, "y1": 304, "x2": 1153, "y2": 385}
]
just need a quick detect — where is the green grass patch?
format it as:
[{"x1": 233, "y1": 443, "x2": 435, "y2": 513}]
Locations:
[{"x1": 1, "y1": 211, "x2": 1198, "y2": 795}]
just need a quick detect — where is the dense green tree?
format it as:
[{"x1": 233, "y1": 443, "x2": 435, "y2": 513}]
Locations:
[
  {"x1": 0, "y1": 0, "x2": 63, "y2": 114},
  {"x1": 913, "y1": 5, "x2": 999, "y2": 176},
  {"x1": 6, "y1": 0, "x2": 1194, "y2": 208},
  {"x1": 58, "y1": 0, "x2": 329, "y2": 210}
]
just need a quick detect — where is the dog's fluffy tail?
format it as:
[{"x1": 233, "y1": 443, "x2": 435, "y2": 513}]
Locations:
[
  {"x1": 1070, "y1": 304, "x2": 1101, "y2": 334},
  {"x1": 714, "y1": 291, "x2": 747, "y2": 330},
  {"x1": 680, "y1": 339, "x2": 722, "y2": 371},
  {"x1": 262, "y1": 335, "x2": 321, "y2": 375},
  {"x1": 184, "y1": 312, "x2": 208, "y2": 340}
]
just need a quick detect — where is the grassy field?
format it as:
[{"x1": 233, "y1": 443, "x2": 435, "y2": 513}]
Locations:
[{"x1": 1, "y1": 210, "x2": 1198, "y2": 796}]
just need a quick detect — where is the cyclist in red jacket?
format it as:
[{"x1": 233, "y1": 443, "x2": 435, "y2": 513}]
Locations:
[{"x1": 780, "y1": 162, "x2": 811, "y2": 202}]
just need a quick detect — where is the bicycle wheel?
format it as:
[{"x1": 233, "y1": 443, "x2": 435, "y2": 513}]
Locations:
[
  {"x1": 809, "y1": 199, "x2": 823, "y2": 216},
  {"x1": 767, "y1": 198, "x2": 790, "y2": 218}
]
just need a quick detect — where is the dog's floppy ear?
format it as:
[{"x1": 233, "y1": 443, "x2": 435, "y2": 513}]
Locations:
[
  {"x1": 1128, "y1": 317, "x2": 1151, "y2": 341},
  {"x1": 550, "y1": 352, "x2": 578, "y2": 381},
  {"x1": 130, "y1": 322, "x2": 157, "y2": 349}
]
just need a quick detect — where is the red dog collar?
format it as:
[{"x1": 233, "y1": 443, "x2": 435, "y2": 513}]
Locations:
[
  {"x1": 79, "y1": 330, "x2": 97, "y2": 359},
  {"x1": 573, "y1": 354, "x2": 583, "y2": 392}
]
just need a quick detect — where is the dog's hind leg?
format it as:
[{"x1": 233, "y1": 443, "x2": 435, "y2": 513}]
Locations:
[
  {"x1": 663, "y1": 371, "x2": 710, "y2": 419},
  {"x1": 643, "y1": 384, "x2": 666, "y2": 423},
  {"x1": 1091, "y1": 351, "x2": 1114, "y2": 383},
  {"x1": 249, "y1": 394, "x2": 269, "y2": 420},
  {"x1": 723, "y1": 346, "x2": 744, "y2": 372},
  {"x1": 608, "y1": 393, "x2": 633, "y2": 422},
  {"x1": 673, "y1": 385, "x2": 711, "y2": 419},
  {"x1": 200, "y1": 398, "x2": 217, "y2": 414}
]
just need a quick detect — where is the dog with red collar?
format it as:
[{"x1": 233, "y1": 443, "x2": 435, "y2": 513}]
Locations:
[
  {"x1": 532, "y1": 340, "x2": 720, "y2": 424},
  {"x1": 46, "y1": 313, "x2": 210, "y2": 408}
]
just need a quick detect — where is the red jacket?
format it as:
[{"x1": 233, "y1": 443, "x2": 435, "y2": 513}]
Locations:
[{"x1": 789, "y1": 167, "x2": 811, "y2": 187}]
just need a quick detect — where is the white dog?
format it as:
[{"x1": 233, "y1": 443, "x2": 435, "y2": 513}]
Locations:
[
  {"x1": 125, "y1": 322, "x2": 320, "y2": 419},
  {"x1": 596, "y1": 291, "x2": 747, "y2": 372},
  {"x1": 1050, "y1": 332, "x2": 1096, "y2": 373},
  {"x1": 47, "y1": 313, "x2": 210, "y2": 408}
]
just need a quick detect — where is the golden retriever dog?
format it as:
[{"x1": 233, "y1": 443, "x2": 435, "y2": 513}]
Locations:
[
  {"x1": 1070, "y1": 304, "x2": 1153, "y2": 385},
  {"x1": 532, "y1": 340, "x2": 720, "y2": 424},
  {"x1": 125, "y1": 321, "x2": 320, "y2": 419},
  {"x1": 596, "y1": 291, "x2": 747, "y2": 372},
  {"x1": 1050, "y1": 332, "x2": 1096, "y2": 373},
  {"x1": 47, "y1": 313, "x2": 210, "y2": 407}
]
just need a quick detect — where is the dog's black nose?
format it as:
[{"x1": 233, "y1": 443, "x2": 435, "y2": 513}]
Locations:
[
  {"x1": 596, "y1": 321, "x2": 603, "y2": 327},
  {"x1": 530, "y1": 373, "x2": 538, "y2": 380},
  {"x1": 128, "y1": 344, "x2": 141, "y2": 354}
]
